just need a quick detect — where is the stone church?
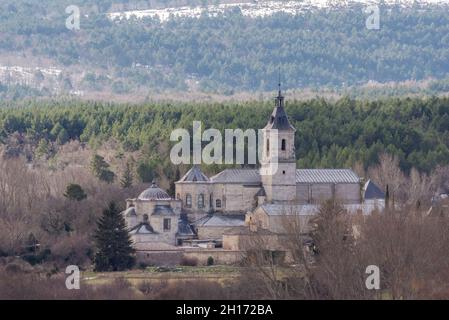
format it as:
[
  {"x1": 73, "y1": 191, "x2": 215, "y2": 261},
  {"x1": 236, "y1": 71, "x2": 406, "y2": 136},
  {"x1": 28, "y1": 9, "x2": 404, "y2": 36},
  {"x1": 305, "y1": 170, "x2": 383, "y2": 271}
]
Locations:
[{"x1": 123, "y1": 88, "x2": 385, "y2": 249}]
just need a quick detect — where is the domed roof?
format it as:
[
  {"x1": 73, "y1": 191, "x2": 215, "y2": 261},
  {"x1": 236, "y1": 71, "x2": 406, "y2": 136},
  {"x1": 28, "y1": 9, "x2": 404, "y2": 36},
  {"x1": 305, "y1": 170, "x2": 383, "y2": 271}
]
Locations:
[{"x1": 138, "y1": 181, "x2": 172, "y2": 201}]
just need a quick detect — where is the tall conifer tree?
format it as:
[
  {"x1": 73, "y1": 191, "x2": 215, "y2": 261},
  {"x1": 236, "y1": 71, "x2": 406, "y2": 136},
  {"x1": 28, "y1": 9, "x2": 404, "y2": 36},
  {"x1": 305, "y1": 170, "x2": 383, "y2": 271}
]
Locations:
[{"x1": 94, "y1": 202, "x2": 135, "y2": 271}]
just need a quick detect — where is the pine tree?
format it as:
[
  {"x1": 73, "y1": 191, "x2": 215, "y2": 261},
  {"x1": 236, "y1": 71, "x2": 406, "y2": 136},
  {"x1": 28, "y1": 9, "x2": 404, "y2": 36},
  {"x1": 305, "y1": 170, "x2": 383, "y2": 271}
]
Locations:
[
  {"x1": 120, "y1": 162, "x2": 133, "y2": 188},
  {"x1": 35, "y1": 139, "x2": 50, "y2": 158},
  {"x1": 64, "y1": 183, "x2": 87, "y2": 201},
  {"x1": 91, "y1": 154, "x2": 115, "y2": 184},
  {"x1": 94, "y1": 202, "x2": 135, "y2": 272}
]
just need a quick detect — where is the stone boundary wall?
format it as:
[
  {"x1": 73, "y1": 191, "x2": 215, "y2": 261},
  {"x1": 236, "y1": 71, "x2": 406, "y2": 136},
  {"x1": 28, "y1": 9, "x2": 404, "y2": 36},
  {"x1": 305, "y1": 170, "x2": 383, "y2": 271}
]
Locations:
[
  {"x1": 184, "y1": 249, "x2": 245, "y2": 265},
  {"x1": 136, "y1": 249, "x2": 246, "y2": 266}
]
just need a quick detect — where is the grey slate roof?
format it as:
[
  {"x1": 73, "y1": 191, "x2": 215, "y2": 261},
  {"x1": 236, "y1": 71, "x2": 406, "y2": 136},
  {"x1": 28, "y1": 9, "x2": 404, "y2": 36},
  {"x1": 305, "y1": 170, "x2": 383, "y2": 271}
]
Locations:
[
  {"x1": 210, "y1": 169, "x2": 261, "y2": 184},
  {"x1": 178, "y1": 216, "x2": 195, "y2": 236},
  {"x1": 255, "y1": 186, "x2": 266, "y2": 197},
  {"x1": 209, "y1": 168, "x2": 359, "y2": 185},
  {"x1": 261, "y1": 203, "x2": 383, "y2": 216},
  {"x1": 178, "y1": 165, "x2": 210, "y2": 182},
  {"x1": 296, "y1": 169, "x2": 360, "y2": 184},
  {"x1": 195, "y1": 214, "x2": 246, "y2": 227},
  {"x1": 123, "y1": 207, "x2": 136, "y2": 217},
  {"x1": 138, "y1": 182, "x2": 172, "y2": 200},
  {"x1": 261, "y1": 204, "x2": 319, "y2": 216},
  {"x1": 363, "y1": 180, "x2": 385, "y2": 200},
  {"x1": 129, "y1": 222, "x2": 156, "y2": 234}
]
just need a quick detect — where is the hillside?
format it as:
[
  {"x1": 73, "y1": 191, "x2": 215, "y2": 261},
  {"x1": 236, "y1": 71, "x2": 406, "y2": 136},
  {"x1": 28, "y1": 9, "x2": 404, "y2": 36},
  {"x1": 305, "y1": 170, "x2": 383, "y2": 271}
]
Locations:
[{"x1": 1, "y1": 0, "x2": 449, "y2": 100}]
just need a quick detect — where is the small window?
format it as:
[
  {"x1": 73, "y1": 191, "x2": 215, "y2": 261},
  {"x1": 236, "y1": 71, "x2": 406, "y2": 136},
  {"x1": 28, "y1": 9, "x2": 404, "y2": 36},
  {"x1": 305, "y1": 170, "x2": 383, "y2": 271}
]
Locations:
[
  {"x1": 186, "y1": 194, "x2": 192, "y2": 208},
  {"x1": 163, "y1": 218, "x2": 171, "y2": 231},
  {"x1": 266, "y1": 139, "x2": 270, "y2": 155},
  {"x1": 176, "y1": 193, "x2": 180, "y2": 200},
  {"x1": 281, "y1": 139, "x2": 286, "y2": 151},
  {"x1": 216, "y1": 199, "x2": 222, "y2": 208},
  {"x1": 198, "y1": 194, "x2": 205, "y2": 208}
]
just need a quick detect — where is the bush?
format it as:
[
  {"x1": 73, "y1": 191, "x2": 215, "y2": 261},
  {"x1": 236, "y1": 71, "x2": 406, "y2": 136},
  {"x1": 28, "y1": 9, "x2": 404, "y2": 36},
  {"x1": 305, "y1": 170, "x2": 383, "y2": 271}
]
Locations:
[
  {"x1": 138, "y1": 280, "x2": 168, "y2": 297},
  {"x1": 5, "y1": 263, "x2": 24, "y2": 274},
  {"x1": 21, "y1": 248, "x2": 51, "y2": 266},
  {"x1": 207, "y1": 256, "x2": 214, "y2": 266},
  {"x1": 180, "y1": 256, "x2": 198, "y2": 266},
  {"x1": 138, "y1": 262, "x2": 148, "y2": 270},
  {"x1": 64, "y1": 184, "x2": 87, "y2": 201}
]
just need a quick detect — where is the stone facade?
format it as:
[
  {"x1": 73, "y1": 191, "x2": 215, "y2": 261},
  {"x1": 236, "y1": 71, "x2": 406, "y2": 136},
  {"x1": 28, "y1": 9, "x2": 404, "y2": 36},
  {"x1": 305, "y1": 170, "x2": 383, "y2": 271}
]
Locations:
[
  {"x1": 173, "y1": 89, "x2": 385, "y2": 246},
  {"x1": 127, "y1": 89, "x2": 385, "y2": 257},
  {"x1": 123, "y1": 182, "x2": 194, "y2": 248}
]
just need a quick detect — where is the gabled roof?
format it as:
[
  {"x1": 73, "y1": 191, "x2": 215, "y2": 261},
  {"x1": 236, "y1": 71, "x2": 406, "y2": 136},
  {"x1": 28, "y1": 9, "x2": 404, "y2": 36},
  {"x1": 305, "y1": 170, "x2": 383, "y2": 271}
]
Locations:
[
  {"x1": 296, "y1": 169, "x2": 360, "y2": 184},
  {"x1": 210, "y1": 169, "x2": 260, "y2": 184},
  {"x1": 194, "y1": 214, "x2": 245, "y2": 227},
  {"x1": 260, "y1": 204, "x2": 319, "y2": 216},
  {"x1": 260, "y1": 203, "x2": 383, "y2": 216},
  {"x1": 208, "y1": 168, "x2": 360, "y2": 185},
  {"x1": 123, "y1": 207, "x2": 136, "y2": 217},
  {"x1": 129, "y1": 222, "x2": 156, "y2": 234},
  {"x1": 178, "y1": 165, "x2": 210, "y2": 182},
  {"x1": 363, "y1": 180, "x2": 385, "y2": 200},
  {"x1": 178, "y1": 216, "x2": 195, "y2": 236},
  {"x1": 255, "y1": 186, "x2": 266, "y2": 197}
]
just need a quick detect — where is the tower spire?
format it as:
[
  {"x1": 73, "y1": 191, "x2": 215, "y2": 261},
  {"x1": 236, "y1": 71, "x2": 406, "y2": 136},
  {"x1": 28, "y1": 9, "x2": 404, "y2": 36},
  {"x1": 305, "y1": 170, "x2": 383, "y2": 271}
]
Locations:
[
  {"x1": 275, "y1": 68, "x2": 284, "y2": 108},
  {"x1": 264, "y1": 72, "x2": 294, "y2": 131},
  {"x1": 278, "y1": 67, "x2": 282, "y2": 97}
]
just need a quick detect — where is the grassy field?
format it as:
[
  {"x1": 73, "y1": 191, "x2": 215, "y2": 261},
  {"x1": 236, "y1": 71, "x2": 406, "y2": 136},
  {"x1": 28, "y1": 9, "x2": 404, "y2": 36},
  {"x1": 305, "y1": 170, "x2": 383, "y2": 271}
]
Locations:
[{"x1": 82, "y1": 265, "x2": 243, "y2": 287}]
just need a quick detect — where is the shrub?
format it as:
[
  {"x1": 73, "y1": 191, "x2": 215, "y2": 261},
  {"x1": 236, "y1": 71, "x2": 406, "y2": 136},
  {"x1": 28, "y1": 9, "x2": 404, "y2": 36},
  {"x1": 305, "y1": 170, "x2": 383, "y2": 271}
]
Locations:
[
  {"x1": 22, "y1": 248, "x2": 51, "y2": 266},
  {"x1": 180, "y1": 256, "x2": 198, "y2": 266},
  {"x1": 207, "y1": 256, "x2": 214, "y2": 266},
  {"x1": 138, "y1": 262, "x2": 148, "y2": 270},
  {"x1": 5, "y1": 263, "x2": 24, "y2": 274},
  {"x1": 64, "y1": 184, "x2": 87, "y2": 201}
]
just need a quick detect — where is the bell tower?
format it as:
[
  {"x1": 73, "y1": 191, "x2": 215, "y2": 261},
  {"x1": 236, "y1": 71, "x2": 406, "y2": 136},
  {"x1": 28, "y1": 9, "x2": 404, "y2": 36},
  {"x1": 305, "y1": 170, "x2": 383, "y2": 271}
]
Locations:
[{"x1": 260, "y1": 82, "x2": 297, "y2": 203}]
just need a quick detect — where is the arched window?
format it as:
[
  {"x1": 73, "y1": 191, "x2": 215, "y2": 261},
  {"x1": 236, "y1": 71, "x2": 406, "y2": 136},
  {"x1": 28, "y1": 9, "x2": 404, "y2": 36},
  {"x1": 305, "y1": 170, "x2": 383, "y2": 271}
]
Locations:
[
  {"x1": 176, "y1": 193, "x2": 180, "y2": 200},
  {"x1": 198, "y1": 194, "x2": 205, "y2": 208},
  {"x1": 281, "y1": 139, "x2": 286, "y2": 151},
  {"x1": 266, "y1": 138, "x2": 270, "y2": 155},
  {"x1": 216, "y1": 199, "x2": 222, "y2": 208},
  {"x1": 186, "y1": 194, "x2": 192, "y2": 208}
]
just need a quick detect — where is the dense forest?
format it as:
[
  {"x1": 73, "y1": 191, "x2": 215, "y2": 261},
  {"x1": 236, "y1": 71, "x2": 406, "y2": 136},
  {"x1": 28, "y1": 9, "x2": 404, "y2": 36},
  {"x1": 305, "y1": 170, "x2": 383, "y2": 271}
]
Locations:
[
  {"x1": 1, "y1": 96, "x2": 449, "y2": 176},
  {"x1": 2, "y1": 1, "x2": 449, "y2": 97}
]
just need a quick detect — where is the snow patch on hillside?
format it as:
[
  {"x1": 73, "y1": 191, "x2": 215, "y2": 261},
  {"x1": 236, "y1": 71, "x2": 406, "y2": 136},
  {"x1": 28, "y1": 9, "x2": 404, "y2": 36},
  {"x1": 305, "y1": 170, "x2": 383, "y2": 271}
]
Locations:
[{"x1": 109, "y1": 0, "x2": 449, "y2": 22}]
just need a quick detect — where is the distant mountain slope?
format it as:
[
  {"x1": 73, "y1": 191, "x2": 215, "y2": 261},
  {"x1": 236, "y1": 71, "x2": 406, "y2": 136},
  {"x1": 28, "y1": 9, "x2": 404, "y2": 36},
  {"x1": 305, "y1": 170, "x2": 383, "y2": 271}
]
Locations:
[{"x1": 1, "y1": 0, "x2": 449, "y2": 99}]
